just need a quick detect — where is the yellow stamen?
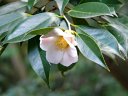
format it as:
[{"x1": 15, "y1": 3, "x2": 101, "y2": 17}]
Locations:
[{"x1": 55, "y1": 36, "x2": 69, "y2": 50}]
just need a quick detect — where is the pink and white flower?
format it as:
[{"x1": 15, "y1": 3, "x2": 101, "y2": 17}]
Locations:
[{"x1": 40, "y1": 28, "x2": 78, "y2": 66}]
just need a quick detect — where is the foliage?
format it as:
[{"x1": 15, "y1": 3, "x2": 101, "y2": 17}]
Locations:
[
  {"x1": 0, "y1": 49, "x2": 128, "y2": 96},
  {"x1": 0, "y1": 0, "x2": 128, "y2": 88}
]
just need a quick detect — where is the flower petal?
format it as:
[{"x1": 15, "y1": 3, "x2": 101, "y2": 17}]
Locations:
[
  {"x1": 40, "y1": 36, "x2": 56, "y2": 51},
  {"x1": 63, "y1": 36, "x2": 77, "y2": 48},
  {"x1": 43, "y1": 28, "x2": 65, "y2": 38},
  {"x1": 46, "y1": 46, "x2": 63, "y2": 64},
  {"x1": 67, "y1": 46, "x2": 78, "y2": 57},
  {"x1": 62, "y1": 31, "x2": 77, "y2": 47},
  {"x1": 60, "y1": 47, "x2": 78, "y2": 66}
]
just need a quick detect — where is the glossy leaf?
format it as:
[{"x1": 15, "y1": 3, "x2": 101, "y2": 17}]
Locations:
[
  {"x1": 76, "y1": 25, "x2": 123, "y2": 58},
  {"x1": 3, "y1": 12, "x2": 58, "y2": 43},
  {"x1": 76, "y1": 33, "x2": 108, "y2": 69},
  {"x1": 28, "y1": 0, "x2": 39, "y2": 10},
  {"x1": 79, "y1": 0, "x2": 121, "y2": 4},
  {"x1": 58, "y1": 63, "x2": 75, "y2": 75},
  {"x1": 117, "y1": 15, "x2": 128, "y2": 25},
  {"x1": 0, "y1": 12, "x2": 27, "y2": 40},
  {"x1": 103, "y1": 16, "x2": 128, "y2": 57},
  {"x1": 59, "y1": 20, "x2": 68, "y2": 30},
  {"x1": 106, "y1": 26, "x2": 127, "y2": 57},
  {"x1": 28, "y1": 37, "x2": 50, "y2": 87},
  {"x1": 68, "y1": 2, "x2": 113, "y2": 18},
  {"x1": 0, "y1": 1, "x2": 27, "y2": 16},
  {"x1": 118, "y1": 2, "x2": 128, "y2": 16},
  {"x1": 110, "y1": 7, "x2": 117, "y2": 17},
  {"x1": 30, "y1": 27, "x2": 54, "y2": 35},
  {"x1": 103, "y1": 16, "x2": 128, "y2": 36},
  {"x1": 55, "y1": 0, "x2": 69, "y2": 14}
]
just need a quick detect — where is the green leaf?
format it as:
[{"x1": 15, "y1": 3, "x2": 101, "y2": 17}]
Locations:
[
  {"x1": 119, "y1": 0, "x2": 128, "y2": 3},
  {"x1": 30, "y1": 27, "x2": 54, "y2": 35},
  {"x1": 101, "y1": 0, "x2": 121, "y2": 4},
  {"x1": 0, "y1": 1, "x2": 27, "y2": 16},
  {"x1": 29, "y1": 21, "x2": 69, "y2": 35},
  {"x1": 118, "y1": 2, "x2": 128, "y2": 16},
  {"x1": 59, "y1": 20, "x2": 68, "y2": 30},
  {"x1": 76, "y1": 34, "x2": 108, "y2": 69},
  {"x1": 79, "y1": 0, "x2": 121, "y2": 4},
  {"x1": 57, "y1": 63, "x2": 75, "y2": 75},
  {"x1": 28, "y1": 37, "x2": 50, "y2": 87},
  {"x1": 68, "y1": 2, "x2": 113, "y2": 18},
  {"x1": 0, "y1": 12, "x2": 27, "y2": 40},
  {"x1": 28, "y1": 0, "x2": 39, "y2": 10},
  {"x1": 103, "y1": 16, "x2": 128, "y2": 36},
  {"x1": 3, "y1": 12, "x2": 58, "y2": 44},
  {"x1": 109, "y1": 7, "x2": 117, "y2": 17},
  {"x1": 106, "y1": 26, "x2": 127, "y2": 58},
  {"x1": 76, "y1": 25, "x2": 123, "y2": 58},
  {"x1": 102, "y1": 16, "x2": 128, "y2": 57},
  {"x1": 55, "y1": 0, "x2": 69, "y2": 14},
  {"x1": 117, "y1": 15, "x2": 128, "y2": 25}
]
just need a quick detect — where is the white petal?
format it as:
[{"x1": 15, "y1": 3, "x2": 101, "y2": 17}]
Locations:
[
  {"x1": 67, "y1": 46, "x2": 78, "y2": 57},
  {"x1": 62, "y1": 31, "x2": 77, "y2": 47},
  {"x1": 71, "y1": 37, "x2": 77, "y2": 46},
  {"x1": 63, "y1": 36, "x2": 76, "y2": 48},
  {"x1": 60, "y1": 47, "x2": 78, "y2": 66},
  {"x1": 53, "y1": 28, "x2": 66, "y2": 36},
  {"x1": 46, "y1": 46, "x2": 63, "y2": 64},
  {"x1": 43, "y1": 28, "x2": 65, "y2": 37},
  {"x1": 40, "y1": 36, "x2": 56, "y2": 51}
]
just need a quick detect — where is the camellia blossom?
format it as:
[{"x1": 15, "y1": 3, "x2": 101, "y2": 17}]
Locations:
[{"x1": 40, "y1": 28, "x2": 78, "y2": 66}]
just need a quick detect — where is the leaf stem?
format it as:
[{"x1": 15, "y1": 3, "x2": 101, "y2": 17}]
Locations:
[{"x1": 63, "y1": 15, "x2": 71, "y2": 30}]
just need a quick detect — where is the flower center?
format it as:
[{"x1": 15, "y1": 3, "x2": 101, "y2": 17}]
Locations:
[{"x1": 55, "y1": 36, "x2": 69, "y2": 50}]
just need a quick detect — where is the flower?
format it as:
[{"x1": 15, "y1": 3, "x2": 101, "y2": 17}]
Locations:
[{"x1": 40, "y1": 28, "x2": 78, "y2": 66}]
